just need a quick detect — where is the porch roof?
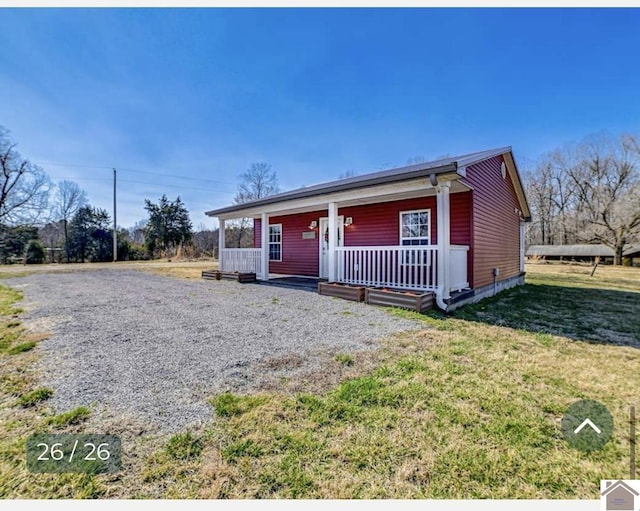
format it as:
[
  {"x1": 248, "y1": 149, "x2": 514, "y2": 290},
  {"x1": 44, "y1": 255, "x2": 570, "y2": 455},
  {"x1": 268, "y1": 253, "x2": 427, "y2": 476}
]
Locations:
[{"x1": 206, "y1": 146, "x2": 515, "y2": 219}]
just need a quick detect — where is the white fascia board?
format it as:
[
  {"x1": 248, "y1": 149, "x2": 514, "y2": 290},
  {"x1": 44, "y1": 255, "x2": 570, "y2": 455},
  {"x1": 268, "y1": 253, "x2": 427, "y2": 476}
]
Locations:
[{"x1": 214, "y1": 176, "x2": 459, "y2": 220}]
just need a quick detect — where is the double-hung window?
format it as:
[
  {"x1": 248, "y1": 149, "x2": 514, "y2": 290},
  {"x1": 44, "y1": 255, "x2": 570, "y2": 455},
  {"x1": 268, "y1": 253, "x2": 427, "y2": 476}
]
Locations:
[
  {"x1": 400, "y1": 210, "x2": 431, "y2": 264},
  {"x1": 269, "y1": 224, "x2": 282, "y2": 261}
]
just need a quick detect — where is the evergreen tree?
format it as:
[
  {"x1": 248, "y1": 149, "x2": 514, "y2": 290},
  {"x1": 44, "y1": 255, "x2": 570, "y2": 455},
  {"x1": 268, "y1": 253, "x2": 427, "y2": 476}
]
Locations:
[
  {"x1": 68, "y1": 206, "x2": 112, "y2": 262},
  {"x1": 143, "y1": 195, "x2": 193, "y2": 257}
]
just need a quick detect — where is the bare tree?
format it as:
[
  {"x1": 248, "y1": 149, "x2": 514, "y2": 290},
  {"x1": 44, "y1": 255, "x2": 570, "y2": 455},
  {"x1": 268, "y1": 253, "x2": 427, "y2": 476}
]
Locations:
[
  {"x1": 193, "y1": 222, "x2": 217, "y2": 258},
  {"x1": 53, "y1": 180, "x2": 88, "y2": 262},
  {"x1": 0, "y1": 127, "x2": 51, "y2": 226},
  {"x1": 525, "y1": 162, "x2": 557, "y2": 245},
  {"x1": 565, "y1": 134, "x2": 640, "y2": 264},
  {"x1": 525, "y1": 133, "x2": 640, "y2": 264},
  {"x1": 232, "y1": 163, "x2": 280, "y2": 247},
  {"x1": 39, "y1": 220, "x2": 64, "y2": 263},
  {"x1": 338, "y1": 169, "x2": 358, "y2": 180},
  {"x1": 128, "y1": 219, "x2": 147, "y2": 245},
  {"x1": 406, "y1": 155, "x2": 427, "y2": 165},
  {"x1": 524, "y1": 149, "x2": 578, "y2": 246},
  {"x1": 235, "y1": 162, "x2": 280, "y2": 202}
]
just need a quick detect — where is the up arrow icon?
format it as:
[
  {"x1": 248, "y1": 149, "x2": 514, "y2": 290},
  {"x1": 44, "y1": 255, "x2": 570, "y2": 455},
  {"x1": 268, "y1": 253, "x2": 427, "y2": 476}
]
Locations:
[
  {"x1": 574, "y1": 418, "x2": 602, "y2": 435},
  {"x1": 562, "y1": 400, "x2": 613, "y2": 452}
]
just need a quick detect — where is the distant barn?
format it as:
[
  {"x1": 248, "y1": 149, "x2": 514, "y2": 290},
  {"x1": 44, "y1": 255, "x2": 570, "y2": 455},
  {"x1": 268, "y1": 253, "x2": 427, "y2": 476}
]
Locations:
[{"x1": 526, "y1": 244, "x2": 640, "y2": 265}]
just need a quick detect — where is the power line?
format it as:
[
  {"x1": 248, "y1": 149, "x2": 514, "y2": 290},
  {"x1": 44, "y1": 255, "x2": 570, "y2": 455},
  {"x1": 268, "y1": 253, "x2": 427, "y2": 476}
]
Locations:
[
  {"x1": 35, "y1": 160, "x2": 237, "y2": 186},
  {"x1": 47, "y1": 175, "x2": 236, "y2": 194},
  {"x1": 118, "y1": 178, "x2": 235, "y2": 194}
]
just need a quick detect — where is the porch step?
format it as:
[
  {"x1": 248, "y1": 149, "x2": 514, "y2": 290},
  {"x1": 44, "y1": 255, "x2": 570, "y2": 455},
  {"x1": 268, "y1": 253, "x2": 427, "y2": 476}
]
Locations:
[
  {"x1": 445, "y1": 288, "x2": 474, "y2": 305},
  {"x1": 259, "y1": 277, "x2": 320, "y2": 292}
]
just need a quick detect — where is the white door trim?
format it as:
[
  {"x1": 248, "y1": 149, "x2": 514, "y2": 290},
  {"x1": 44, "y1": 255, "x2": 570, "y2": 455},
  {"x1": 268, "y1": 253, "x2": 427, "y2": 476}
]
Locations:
[{"x1": 319, "y1": 216, "x2": 344, "y2": 279}]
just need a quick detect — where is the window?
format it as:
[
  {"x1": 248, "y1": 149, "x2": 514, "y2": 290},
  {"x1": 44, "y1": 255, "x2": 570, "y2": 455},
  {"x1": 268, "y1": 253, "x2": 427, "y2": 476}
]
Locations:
[
  {"x1": 400, "y1": 209, "x2": 431, "y2": 246},
  {"x1": 268, "y1": 224, "x2": 282, "y2": 261},
  {"x1": 400, "y1": 209, "x2": 431, "y2": 265}
]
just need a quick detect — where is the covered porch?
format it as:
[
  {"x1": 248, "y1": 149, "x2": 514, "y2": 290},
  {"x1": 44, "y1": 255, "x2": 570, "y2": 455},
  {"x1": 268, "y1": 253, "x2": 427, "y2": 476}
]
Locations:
[
  {"x1": 217, "y1": 244, "x2": 468, "y2": 294},
  {"x1": 212, "y1": 172, "x2": 471, "y2": 307}
]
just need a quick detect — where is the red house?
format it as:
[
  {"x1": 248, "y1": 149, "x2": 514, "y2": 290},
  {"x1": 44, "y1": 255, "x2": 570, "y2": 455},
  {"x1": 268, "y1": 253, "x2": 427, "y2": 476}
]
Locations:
[{"x1": 205, "y1": 147, "x2": 531, "y2": 311}]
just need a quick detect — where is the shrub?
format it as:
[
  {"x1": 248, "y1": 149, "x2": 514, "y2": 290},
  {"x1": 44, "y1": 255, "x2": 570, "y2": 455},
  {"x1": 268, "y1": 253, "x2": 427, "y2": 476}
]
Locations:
[{"x1": 25, "y1": 240, "x2": 45, "y2": 264}]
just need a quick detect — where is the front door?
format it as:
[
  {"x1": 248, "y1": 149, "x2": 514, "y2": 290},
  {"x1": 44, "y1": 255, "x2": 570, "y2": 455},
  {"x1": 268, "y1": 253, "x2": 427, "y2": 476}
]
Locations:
[{"x1": 319, "y1": 216, "x2": 344, "y2": 279}]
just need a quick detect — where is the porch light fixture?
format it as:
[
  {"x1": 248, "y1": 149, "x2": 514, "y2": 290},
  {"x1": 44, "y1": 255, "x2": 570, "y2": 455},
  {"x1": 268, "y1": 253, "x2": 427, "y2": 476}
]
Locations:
[
  {"x1": 308, "y1": 220, "x2": 317, "y2": 230},
  {"x1": 344, "y1": 217, "x2": 353, "y2": 227}
]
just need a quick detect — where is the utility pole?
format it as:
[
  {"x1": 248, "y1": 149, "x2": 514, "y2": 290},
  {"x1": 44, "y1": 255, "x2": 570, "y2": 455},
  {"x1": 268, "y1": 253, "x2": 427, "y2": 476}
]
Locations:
[{"x1": 113, "y1": 168, "x2": 117, "y2": 262}]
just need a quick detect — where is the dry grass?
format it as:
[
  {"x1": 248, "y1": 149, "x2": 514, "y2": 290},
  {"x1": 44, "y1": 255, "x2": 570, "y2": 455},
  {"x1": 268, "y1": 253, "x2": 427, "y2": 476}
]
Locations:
[
  {"x1": 138, "y1": 261, "x2": 218, "y2": 280},
  {"x1": 0, "y1": 262, "x2": 638, "y2": 498},
  {"x1": 525, "y1": 260, "x2": 640, "y2": 292}
]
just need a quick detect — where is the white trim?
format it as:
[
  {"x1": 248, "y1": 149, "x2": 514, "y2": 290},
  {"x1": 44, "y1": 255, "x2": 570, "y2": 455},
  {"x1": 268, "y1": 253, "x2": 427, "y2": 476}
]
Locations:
[
  {"x1": 222, "y1": 248, "x2": 262, "y2": 274},
  {"x1": 436, "y1": 182, "x2": 451, "y2": 305},
  {"x1": 260, "y1": 213, "x2": 269, "y2": 281},
  {"x1": 336, "y1": 245, "x2": 438, "y2": 291},
  {"x1": 268, "y1": 223, "x2": 282, "y2": 262},
  {"x1": 318, "y1": 215, "x2": 344, "y2": 279},
  {"x1": 218, "y1": 218, "x2": 225, "y2": 269},
  {"x1": 214, "y1": 178, "x2": 439, "y2": 219},
  {"x1": 449, "y1": 245, "x2": 470, "y2": 292},
  {"x1": 399, "y1": 208, "x2": 431, "y2": 246},
  {"x1": 327, "y1": 203, "x2": 338, "y2": 282}
]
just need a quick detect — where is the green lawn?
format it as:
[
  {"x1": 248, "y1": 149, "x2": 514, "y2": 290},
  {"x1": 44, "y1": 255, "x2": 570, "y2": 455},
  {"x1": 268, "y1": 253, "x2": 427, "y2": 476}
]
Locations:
[{"x1": 0, "y1": 262, "x2": 638, "y2": 498}]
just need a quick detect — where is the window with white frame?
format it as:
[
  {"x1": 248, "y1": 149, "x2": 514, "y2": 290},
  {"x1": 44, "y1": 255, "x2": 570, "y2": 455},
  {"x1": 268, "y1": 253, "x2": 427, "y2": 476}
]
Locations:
[
  {"x1": 268, "y1": 224, "x2": 282, "y2": 261},
  {"x1": 400, "y1": 209, "x2": 431, "y2": 245},
  {"x1": 400, "y1": 209, "x2": 431, "y2": 265}
]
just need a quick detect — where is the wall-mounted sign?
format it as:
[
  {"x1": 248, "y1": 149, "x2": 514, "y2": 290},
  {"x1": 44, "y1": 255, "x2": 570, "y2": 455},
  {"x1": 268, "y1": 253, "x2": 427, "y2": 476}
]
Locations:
[{"x1": 302, "y1": 231, "x2": 316, "y2": 239}]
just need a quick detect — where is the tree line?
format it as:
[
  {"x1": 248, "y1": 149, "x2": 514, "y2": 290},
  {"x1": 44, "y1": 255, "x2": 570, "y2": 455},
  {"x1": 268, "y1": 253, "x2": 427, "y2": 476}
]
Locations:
[
  {"x1": 0, "y1": 126, "x2": 278, "y2": 264},
  {"x1": 3, "y1": 124, "x2": 638, "y2": 266},
  {"x1": 0, "y1": 126, "x2": 200, "y2": 263},
  {"x1": 524, "y1": 133, "x2": 639, "y2": 264}
]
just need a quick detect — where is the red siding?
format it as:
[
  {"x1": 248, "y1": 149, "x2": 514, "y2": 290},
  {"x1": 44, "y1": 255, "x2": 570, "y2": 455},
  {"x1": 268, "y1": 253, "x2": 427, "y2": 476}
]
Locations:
[
  {"x1": 449, "y1": 191, "x2": 473, "y2": 287},
  {"x1": 461, "y1": 155, "x2": 522, "y2": 288},
  {"x1": 253, "y1": 193, "x2": 472, "y2": 278},
  {"x1": 254, "y1": 210, "x2": 324, "y2": 276},
  {"x1": 341, "y1": 197, "x2": 438, "y2": 246}
]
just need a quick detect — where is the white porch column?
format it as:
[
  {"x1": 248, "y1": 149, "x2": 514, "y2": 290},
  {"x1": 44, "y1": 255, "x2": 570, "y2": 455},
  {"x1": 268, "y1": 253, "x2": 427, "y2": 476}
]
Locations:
[
  {"x1": 218, "y1": 218, "x2": 225, "y2": 271},
  {"x1": 261, "y1": 212, "x2": 269, "y2": 281},
  {"x1": 327, "y1": 202, "x2": 338, "y2": 282},
  {"x1": 436, "y1": 182, "x2": 451, "y2": 300}
]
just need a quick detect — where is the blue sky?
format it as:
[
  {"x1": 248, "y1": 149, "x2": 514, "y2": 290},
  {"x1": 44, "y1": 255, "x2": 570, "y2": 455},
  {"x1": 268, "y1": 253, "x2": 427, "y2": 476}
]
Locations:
[{"x1": 1, "y1": 8, "x2": 639, "y2": 228}]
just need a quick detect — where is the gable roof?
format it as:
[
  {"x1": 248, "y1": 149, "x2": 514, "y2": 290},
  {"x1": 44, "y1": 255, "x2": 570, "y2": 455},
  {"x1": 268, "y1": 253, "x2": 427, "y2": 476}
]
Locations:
[
  {"x1": 601, "y1": 480, "x2": 640, "y2": 497},
  {"x1": 206, "y1": 146, "x2": 529, "y2": 218}
]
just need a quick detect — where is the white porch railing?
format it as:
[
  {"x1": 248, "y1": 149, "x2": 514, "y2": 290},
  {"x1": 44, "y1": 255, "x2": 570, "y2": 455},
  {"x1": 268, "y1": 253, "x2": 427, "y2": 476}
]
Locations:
[
  {"x1": 336, "y1": 245, "x2": 439, "y2": 291},
  {"x1": 449, "y1": 245, "x2": 469, "y2": 292},
  {"x1": 336, "y1": 245, "x2": 469, "y2": 293},
  {"x1": 221, "y1": 248, "x2": 262, "y2": 274}
]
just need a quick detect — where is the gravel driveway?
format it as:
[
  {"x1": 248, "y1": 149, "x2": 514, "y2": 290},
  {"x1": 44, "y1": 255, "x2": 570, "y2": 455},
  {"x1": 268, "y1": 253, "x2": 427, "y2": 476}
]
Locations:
[{"x1": 9, "y1": 269, "x2": 424, "y2": 432}]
